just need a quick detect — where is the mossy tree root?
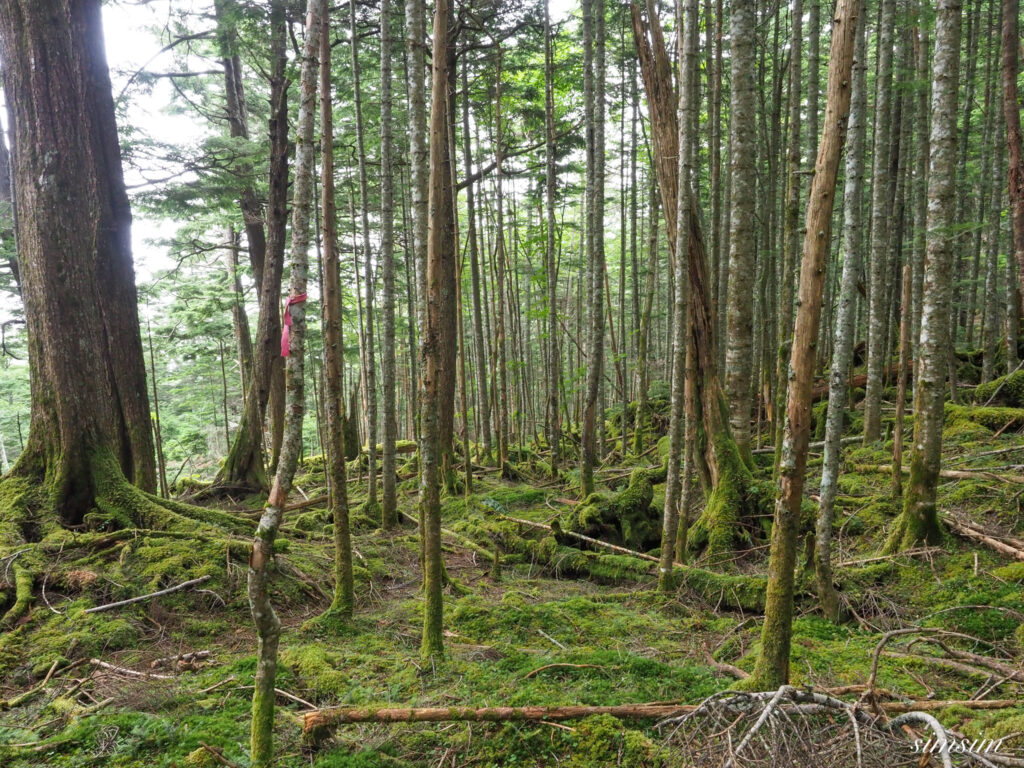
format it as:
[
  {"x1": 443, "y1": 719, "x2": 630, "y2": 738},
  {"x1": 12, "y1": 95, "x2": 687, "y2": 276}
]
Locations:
[{"x1": 0, "y1": 564, "x2": 34, "y2": 627}]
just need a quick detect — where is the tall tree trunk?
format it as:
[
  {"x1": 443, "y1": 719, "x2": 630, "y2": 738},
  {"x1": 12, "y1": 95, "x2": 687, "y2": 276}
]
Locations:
[
  {"x1": 773, "y1": 0, "x2": 804, "y2": 466},
  {"x1": 983, "y1": 90, "x2": 1006, "y2": 384},
  {"x1": 380, "y1": 0, "x2": 398, "y2": 529},
  {"x1": 887, "y1": 0, "x2": 961, "y2": 552},
  {"x1": 217, "y1": 2, "x2": 289, "y2": 492},
  {"x1": 632, "y1": 2, "x2": 755, "y2": 559},
  {"x1": 633, "y1": 177, "x2": 659, "y2": 455},
  {"x1": 494, "y1": 47, "x2": 511, "y2": 470},
  {"x1": 544, "y1": 0, "x2": 561, "y2": 474},
  {"x1": 213, "y1": 0, "x2": 268, "y2": 286},
  {"x1": 0, "y1": 0, "x2": 157, "y2": 527},
  {"x1": 319, "y1": 0, "x2": 353, "y2": 618},
  {"x1": 815, "y1": 0, "x2": 867, "y2": 623},
  {"x1": 420, "y1": 0, "x2": 454, "y2": 661},
  {"x1": 351, "y1": 0, "x2": 379, "y2": 516},
  {"x1": 406, "y1": 0, "x2": 428, "y2": 444},
  {"x1": 658, "y1": 0, "x2": 696, "y2": 592},
  {"x1": 248, "y1": 2, "x2": 319, "y2": 763},
  {"x1": 580, "y1": 0, "x2": 606, "y2": 498},
  {"x1": 749, "y1": 0, "x2": 858, "y2": 688},
  {"x1": 862, "y1": 0, "x2": 897, "y2": 442},
  {"x1": 461, "y1": 64, "x2": 492, "y2": 464},
  {"x1": 1003, "y1": 0, "x2": 1024, "y2": 315},
  {"x1": 724, "y1": 0, "x2": 758, "y2": 465}
]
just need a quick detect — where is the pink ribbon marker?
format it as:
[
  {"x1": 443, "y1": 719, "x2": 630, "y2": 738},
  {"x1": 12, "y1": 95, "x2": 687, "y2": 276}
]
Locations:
[{"x1": 280, "y1": 293, "x2": 308, "y2": 357}]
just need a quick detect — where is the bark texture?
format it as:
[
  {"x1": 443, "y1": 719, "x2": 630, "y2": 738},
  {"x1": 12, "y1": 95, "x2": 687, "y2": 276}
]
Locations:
[
  {"x1": 888, "y1": 0, "x2": 961, "y2": 552},
  {"x1": 0, "y1": 0, "x2": 156, "y2": 526}
]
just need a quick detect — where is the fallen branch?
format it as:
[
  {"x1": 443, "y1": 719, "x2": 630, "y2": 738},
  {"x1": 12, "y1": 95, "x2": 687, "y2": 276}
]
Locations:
[
  {"x1": 90, "y1": 659, "x2": 174, "y2": 680},
  {"x1": 835, "y1": 547, "x2": 943, "y2": 568},
  {"x1": 83, "y1": 575, "x2": 212, "y2": 614},
  {"x1": 944, "y1": 516, "x2": 1024, "y2": 561},
  {"x1": 522, "y1": 663, "x2": 604, "y2": 679},
  {"x1": 303, "y1": 696, "x2": 1019, "y2": 734},
  {"x1": 753, "y1": 435, "x2": 860, "y2": 455},
  {"x1": 199, "y1": 742, "x2": 240, "y2": 768}
]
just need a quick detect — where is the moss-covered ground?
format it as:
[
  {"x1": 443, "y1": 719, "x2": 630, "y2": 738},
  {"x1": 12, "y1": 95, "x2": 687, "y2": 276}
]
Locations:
[{"x1": 1, "y1": 404, "x2": 1024, "y2": 766}]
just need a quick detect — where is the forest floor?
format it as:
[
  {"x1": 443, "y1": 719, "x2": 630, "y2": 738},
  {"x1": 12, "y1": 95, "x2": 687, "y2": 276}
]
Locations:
[{"x1": 2, "y1": 396, "x2": 1024, "y2": 766}]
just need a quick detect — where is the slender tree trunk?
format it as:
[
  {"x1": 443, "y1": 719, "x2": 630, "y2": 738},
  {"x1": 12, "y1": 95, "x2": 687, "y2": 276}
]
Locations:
[
  {"x1": 218, "y1": 3, "x2": 289, "y2": 491},
  {"x1": 983, "y1": 93, "x2": 1006, "y2": 384},
  {"x1": 658, "y1": 0, "x2": 696, "y2": 592},
  {"x1": 380, "y1": 0, "x2": 398, "y2": 529},
  {"x1": 773, "y1": 0, "x2": 804, "y2": 466},
  {"x1": 749, "y1": 0, "x2": 858, "y2": 688},
  {"x1": 350, "y1": 0, "x2": 379, "y2": 516},
  {"x1": 420, "y1": 0, "x2": 454, "y2": 661},
  {"x1": 494, "y1": 47, "x2": 511, "y2": 470},
  {"x1": 892, "y1": 265, "x2": 912, "y2": 497},
  {"x1": 544, "y1": 0, "x2": 561, "y2": 474},
  {"x1": 248, "y1": 3, "x2": 319, "y2": 763},
  {"x1": 580, "y1": 0, "x2": 606, "y2": 498},
  {"x1": 633, "y1": 178, "x2": 659, "y2": 455},
  {"x1": 320, "y1": 0, "x2": 353, "y2": 618},
  {"x1": 461, "y1": 65, "x2": 492, "y2": 464},
  {"x1": 406, "y1": 0, "x2": 428, "y2": 444},
  {"x1": 887, "y1": 0, "x2": 961, "y2": 552},
  {"x1": 863, "y1": 0, "x2": 897, "y2": 442},
  {"x1": 815, "y1": 0, "x2": 867, "y2": 623}
]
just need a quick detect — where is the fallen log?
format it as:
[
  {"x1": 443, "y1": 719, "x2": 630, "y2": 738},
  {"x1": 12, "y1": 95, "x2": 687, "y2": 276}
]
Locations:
[
  {"x1": 811, "y1": 361, "x2": 912, "y2": 402},
  {"x1": 859, "y1": 464, "x2": 1024, "y2": 484},
  {"x1": 302, "y1": 697, "x2": 1018, "y2": 733},
  {"x1": 491, "y1": 511, "x2": 768, "y2": 611}
]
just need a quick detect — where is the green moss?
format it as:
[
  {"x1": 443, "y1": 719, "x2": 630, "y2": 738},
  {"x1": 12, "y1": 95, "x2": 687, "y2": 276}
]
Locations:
[
  {"x1": 992, "y1": 562, "x2": 1024, "y2": 581},
  {"x1": 974, "y1": 369, "x2": 1024, "y2": 407},
  {"x1": 567, "y1": 715, "x2": 665, "y2": 768}
]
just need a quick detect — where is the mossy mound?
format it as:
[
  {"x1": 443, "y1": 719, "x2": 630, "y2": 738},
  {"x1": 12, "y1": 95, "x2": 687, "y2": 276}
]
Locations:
[
  {"x1": 561, "y1": 467, "x2": 664, "y2": 551},
  {"x1": 974, "y1": 368, "x2": 1024, "y2": 407}
]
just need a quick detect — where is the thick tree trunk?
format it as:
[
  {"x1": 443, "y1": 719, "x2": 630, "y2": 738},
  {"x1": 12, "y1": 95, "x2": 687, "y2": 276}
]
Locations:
[
  {"x1": 748, "y1": 0, "x2": 858, "y2": 689},
  {"x1": 888, "y1": 0, "x2": 961, "y2": 552},
  {"x1": 0, "y1": 0, "x2": 156, "y2": 527},
  {"x1": 319, "y1": 0, "x2": 353, "y2": 618},
  {"x1": 724, "y1": 0, "x2": 758, "y2": 465},
  {"x1": 1003, "y1": 0, "x2": 1024, "y2": 315}
]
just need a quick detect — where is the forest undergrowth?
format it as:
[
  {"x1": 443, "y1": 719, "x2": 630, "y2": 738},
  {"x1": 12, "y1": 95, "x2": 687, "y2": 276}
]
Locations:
[{"x1": 1, "y1": 380, "x2": 1024, "y2": 767}]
